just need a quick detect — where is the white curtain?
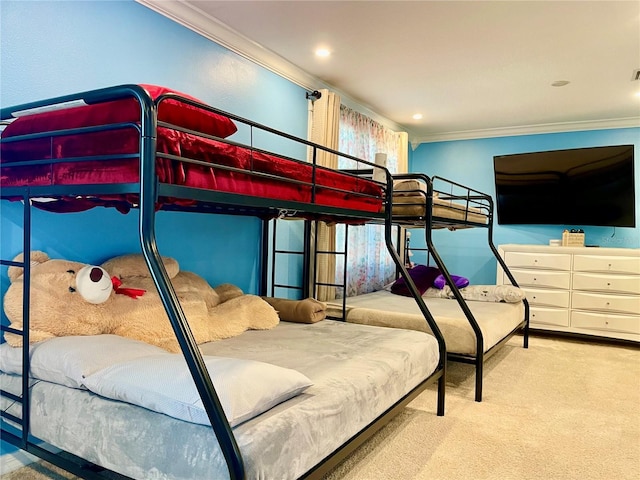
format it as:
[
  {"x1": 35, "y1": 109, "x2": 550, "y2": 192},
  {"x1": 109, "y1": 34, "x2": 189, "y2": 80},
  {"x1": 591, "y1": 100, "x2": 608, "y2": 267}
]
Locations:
[
  {"x1": 337, "y1": 105, "x2": 409, "y2": 297},
  {"x1": 307, "y1": 89, "x2": 340, "y2": 301}
]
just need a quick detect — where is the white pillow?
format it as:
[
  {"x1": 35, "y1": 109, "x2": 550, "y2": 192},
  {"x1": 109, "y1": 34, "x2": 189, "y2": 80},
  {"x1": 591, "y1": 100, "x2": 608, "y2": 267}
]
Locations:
[
  {"x1": 424, "y1": 284, "x2": 525, "y2": 303},
  {"x1": 83, "y1": 354, "x2": 313, "y2": 427},
  {"x1": 0, "y1": 335, "x2": 167, "y2": 389}
]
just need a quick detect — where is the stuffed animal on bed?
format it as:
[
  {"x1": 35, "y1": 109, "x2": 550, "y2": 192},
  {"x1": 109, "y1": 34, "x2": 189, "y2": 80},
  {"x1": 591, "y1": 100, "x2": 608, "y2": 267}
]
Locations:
[{"x1": 3, "y1": 252, "x2": 279, "y2": 352}]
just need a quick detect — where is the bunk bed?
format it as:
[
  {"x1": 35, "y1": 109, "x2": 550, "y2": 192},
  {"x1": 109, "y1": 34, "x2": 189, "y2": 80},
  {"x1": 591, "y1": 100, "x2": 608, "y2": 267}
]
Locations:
[
  {"x1": 323, "y1": 174, "x2": 530, "y2": 402},
  {"x1": 0, "y1": 84, "x2": 446, "y2": 480}
]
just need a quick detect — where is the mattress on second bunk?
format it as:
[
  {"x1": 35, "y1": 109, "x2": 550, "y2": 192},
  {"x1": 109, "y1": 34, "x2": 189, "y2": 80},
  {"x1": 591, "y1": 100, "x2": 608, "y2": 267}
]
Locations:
[
  {"x1": 0, "y1": 320, "x2": 440, "y2": 480},
  {"x1": 391, "y1": 195, "x2": 488, "y2": 224},
  {"x1": 0, "y1": 85, "x2": 383, "y2": 215},
  {"x1": 0, "y1": 129, "x2": 382, "y2": 214},
  {"x1": 389, "y1": 178, "x2": 489, "y2": 225},
  {"x1": 327, "y1": 290, "x2": 524, "y2": 355}
]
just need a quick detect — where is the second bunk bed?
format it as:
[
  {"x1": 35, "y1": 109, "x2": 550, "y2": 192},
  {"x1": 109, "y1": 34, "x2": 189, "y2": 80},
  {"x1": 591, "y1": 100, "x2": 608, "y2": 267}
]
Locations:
[
  {"x1": 321, "y1": 173, "x2": 530, "y2": 402},
  {"x1": 0, "y1": 84, "x2": 446, "y2": 479}
]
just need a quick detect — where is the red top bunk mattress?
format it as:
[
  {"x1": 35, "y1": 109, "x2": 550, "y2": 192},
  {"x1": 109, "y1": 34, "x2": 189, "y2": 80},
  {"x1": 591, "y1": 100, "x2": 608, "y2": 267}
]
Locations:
[{"x1": 0, "y1": 85, "x2": 383, "y2": 216}]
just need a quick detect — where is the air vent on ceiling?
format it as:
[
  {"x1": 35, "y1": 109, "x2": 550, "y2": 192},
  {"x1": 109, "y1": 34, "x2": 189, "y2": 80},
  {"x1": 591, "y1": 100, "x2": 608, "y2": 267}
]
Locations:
[{"x1": 633, "y1": 69, "x2": 640, "y2": 81}]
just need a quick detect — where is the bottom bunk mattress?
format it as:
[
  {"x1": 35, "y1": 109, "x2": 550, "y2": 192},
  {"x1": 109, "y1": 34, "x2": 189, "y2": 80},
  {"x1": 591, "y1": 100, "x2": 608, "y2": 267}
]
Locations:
[
  {"x1": 0, "y1": 320, "x2": 440, "y2": 480},
  {"x1": 327, "y1": 290, "x2": 525, "y2": 356}
]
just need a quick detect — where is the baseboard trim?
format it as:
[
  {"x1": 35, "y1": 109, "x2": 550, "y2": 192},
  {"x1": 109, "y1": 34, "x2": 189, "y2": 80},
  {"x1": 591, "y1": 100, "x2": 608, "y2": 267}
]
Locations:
[{"x1": 0, "y1": 449, "x2": 38, "y2": 475}]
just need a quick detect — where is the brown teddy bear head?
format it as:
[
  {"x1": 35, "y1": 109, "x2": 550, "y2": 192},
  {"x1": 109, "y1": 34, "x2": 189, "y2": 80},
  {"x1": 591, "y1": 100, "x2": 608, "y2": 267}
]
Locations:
[{"x1": 3, "y1": 251, "x2": 116, "y2": 346}]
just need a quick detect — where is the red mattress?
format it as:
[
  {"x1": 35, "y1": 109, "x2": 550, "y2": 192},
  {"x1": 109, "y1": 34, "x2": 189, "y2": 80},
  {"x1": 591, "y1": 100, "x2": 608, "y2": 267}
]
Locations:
[{"x1": 0, "y1": 85, "x2": 383, "y2": 216}]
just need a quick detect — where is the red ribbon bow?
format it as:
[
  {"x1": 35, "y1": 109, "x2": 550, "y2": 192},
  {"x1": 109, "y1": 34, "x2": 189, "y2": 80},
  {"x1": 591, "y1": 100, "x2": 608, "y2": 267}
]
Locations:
[{"x1": 111, "y1": 276, "x2": 146, "y2": 299}]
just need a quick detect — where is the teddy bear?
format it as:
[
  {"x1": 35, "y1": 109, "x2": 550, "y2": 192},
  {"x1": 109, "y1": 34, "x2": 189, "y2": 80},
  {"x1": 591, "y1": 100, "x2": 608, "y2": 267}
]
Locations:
[{"x1": 3, "y1": 251, "x2": 279, "y2": 352}]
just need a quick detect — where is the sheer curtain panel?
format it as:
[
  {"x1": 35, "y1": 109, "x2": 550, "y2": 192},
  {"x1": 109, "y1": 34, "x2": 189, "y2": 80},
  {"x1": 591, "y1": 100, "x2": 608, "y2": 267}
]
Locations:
[{"x1": 337, "y1": 105, "x2": 408, "y2": 297}]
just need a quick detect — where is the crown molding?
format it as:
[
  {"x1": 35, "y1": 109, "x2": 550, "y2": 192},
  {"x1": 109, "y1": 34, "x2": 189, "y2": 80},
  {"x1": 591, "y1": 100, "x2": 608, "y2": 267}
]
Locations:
[
  {"x1": 135, "y1": 0, "x2": 406, "y2": 134},
  {"x1": 411, "y1": 117, "x2": 640, "y2": 147},
  {"x1": 136, "y1": 1, "x2": 638, "y2": 147}
]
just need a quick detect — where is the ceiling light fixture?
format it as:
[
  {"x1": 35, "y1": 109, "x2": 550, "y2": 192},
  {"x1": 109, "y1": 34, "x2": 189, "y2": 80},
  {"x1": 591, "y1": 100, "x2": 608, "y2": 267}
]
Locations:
[
  {"x1": 412, "y1": 113, "x2": 423, "y2": 120},
  {"x1": 551, "y1": 80, "x2": 570, "y2": 87},
  {"x1": 315, "y1": 48, "x2": 331, "y2": 58}
]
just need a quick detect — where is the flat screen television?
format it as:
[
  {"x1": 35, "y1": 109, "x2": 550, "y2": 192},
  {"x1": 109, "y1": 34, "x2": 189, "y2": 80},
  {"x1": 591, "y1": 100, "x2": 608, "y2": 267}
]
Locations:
[{"x1": 493, "y1": 144, "x2": 636, "y2": 227}]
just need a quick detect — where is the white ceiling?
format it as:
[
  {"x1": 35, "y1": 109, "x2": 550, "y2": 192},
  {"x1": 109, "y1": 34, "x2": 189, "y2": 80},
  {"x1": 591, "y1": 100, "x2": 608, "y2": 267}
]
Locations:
[{"x1": 139, "y1": 0, "x2": 640, "y2": 142}]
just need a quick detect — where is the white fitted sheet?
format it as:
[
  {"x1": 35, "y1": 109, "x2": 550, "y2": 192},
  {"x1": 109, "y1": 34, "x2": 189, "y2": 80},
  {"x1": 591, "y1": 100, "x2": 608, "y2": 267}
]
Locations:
[
  {"x1": 328, "y1": 290, "x2": 525, "y2": 355},
  {"x1": 0, "y1": 320, "x2": 440, "y2": 480}
]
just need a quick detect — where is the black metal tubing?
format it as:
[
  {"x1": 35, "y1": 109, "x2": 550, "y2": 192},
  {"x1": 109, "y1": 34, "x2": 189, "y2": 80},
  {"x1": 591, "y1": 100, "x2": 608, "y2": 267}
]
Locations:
[
  {"x1": 487, "y1": 210, "x2": 530, "y2": 349},
  {"x1": 380, "y1": 172, "x2": 446, "y2": 416},
  {"x1": 393, "y1": 173, "x2": 528, "y2": 402},
  {"x1": 1, "y1": 85, "x2": 245, "y2": 480},
  {"x1": 0, "y1": 84, "x2": 410, "y2": 479},
  {"x1": 133, "y1": 85, "x2": 245, "y2": 480},
  {"x1": 261, "y1": 219, "x2": 270, "y2": 296}
]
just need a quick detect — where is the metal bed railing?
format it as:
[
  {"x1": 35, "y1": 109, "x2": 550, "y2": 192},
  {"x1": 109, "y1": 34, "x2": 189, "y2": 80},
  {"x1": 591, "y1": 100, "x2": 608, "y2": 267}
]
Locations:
[{"x1": 0, "y1": 84, "x2": 445, "y2": 478}]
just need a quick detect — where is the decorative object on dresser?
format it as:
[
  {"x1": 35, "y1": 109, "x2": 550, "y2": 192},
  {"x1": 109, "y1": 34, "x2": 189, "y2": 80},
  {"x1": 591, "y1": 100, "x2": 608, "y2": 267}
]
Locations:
[{"x1": 497, "y1": 244, "x2": 640, "y2": 342}]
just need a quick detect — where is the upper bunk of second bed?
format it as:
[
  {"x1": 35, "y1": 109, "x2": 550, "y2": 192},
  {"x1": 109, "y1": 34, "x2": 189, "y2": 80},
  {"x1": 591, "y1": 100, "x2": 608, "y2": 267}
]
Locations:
[
  {"x1": 0, "y1": 84, "x2": 393, "y2": 225},
  {"x1": 389, "y1": 173, "x2": 493, "y2": 231}
]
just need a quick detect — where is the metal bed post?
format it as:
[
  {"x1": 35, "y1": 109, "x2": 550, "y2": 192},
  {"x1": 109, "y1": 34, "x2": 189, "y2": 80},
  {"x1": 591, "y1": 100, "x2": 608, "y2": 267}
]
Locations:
[
  {"x1": 420, "y1": 176, "x2": 486, "y2": 401},
  {"x1": 382, "y1": 173, "x2": 446, "y2": 416},
  {"x1": 486, "y1": 198, "x2": 530, "y2": 349},
  {"x1": 260, "y1": 218, "x2": 270, "y2": 297},
  {"x1": 132, "y1": 85, "x2": 245, "y2": 480}
]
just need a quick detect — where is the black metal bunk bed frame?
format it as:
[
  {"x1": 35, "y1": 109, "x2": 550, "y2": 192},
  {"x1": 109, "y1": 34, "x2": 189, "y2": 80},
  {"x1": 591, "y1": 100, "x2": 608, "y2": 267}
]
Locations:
[
  {"x1": 315, "y1": 172, "x2": 530, "y2": 403},
  {"x1": 390, "y1": 173, "x2": 530, "y2": 402},
  {"x1": 0, "y1": 84, "x2": 446, "y2": 480}
]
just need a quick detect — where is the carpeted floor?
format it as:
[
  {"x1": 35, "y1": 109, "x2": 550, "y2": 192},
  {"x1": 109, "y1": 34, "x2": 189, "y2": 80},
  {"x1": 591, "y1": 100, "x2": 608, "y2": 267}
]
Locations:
[{"x1": 3, "y1": 334, "x2": 639, "y2": 480}]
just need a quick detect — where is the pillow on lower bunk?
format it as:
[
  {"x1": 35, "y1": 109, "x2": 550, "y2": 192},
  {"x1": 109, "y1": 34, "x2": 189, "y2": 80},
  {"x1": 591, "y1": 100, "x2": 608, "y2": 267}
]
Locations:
[
  {"x1": 390, "y1": 265, "x2": 441, "y2": 296},
  {"x1": 82, "y1": 354, "x2": 313, "y2": 427},
  {"x1": 0, "y1": 335, "x2": 166, "y2": 389},
  {"x1": 424, "y1": 284, "x2": 526, "y2": 303}
]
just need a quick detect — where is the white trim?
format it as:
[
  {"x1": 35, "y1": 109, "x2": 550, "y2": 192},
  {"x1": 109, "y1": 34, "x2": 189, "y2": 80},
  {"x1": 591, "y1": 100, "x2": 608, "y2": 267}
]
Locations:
[
  {"x1": 412, "y1": 117, "x2": 640, "y2": 146},
  {"x1": 136, "y1": 1, "x2": 639, "y2": 145},
  {"x1": 134, "y1": 0, "x2": 408, "y2": 134},
  {"x1": 0, "y1": 450, "x2": 37, "y2": 475}
]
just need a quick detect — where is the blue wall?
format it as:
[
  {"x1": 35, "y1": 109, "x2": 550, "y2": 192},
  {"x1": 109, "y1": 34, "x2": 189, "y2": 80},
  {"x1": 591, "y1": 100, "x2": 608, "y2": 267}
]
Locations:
[
  {"x1": 409, "y1": 128, "x2": 640, "y2": 284},
  {"x1": 0, "y1": 0, "x2": 308, "y2": 288},
  {"x1": 0, "y1": 0, "x2": 308, "y2": 457}
]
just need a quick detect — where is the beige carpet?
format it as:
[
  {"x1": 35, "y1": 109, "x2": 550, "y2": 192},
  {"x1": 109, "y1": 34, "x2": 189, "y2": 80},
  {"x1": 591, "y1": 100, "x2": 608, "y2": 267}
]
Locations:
[{"x1": 3, "y1": 334, "x2": 639, "y2": 480}]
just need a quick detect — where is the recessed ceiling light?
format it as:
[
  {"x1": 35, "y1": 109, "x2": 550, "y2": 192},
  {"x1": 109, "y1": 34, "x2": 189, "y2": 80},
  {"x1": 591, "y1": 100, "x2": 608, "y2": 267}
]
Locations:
[
  {"x1": 315, "y1": 48, "x2": 331, "y2": 58},
  {"x1": 551, "y1": 80, "x2": 570, "y2": 87},
  {"x1": 412, "y1": 113, "x2": 423, "y2": 120}
]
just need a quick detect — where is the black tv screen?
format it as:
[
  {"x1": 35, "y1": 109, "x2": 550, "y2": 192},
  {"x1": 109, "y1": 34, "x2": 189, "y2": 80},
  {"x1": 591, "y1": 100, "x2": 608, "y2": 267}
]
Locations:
[{"x1": 493, "y1": 144, "x2": 636, "y2": 227}]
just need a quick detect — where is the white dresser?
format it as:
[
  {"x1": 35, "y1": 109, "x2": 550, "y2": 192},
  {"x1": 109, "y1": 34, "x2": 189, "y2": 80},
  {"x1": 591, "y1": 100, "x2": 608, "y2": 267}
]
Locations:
[{"x1": 497, "y1": 244, "x2": 640, "y2": 342}]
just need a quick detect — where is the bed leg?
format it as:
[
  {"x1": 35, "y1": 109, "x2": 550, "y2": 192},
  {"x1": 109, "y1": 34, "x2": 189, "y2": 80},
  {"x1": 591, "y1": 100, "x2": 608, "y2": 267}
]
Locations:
[
  {"x1": 437, "y1": 374, "x2": 446, "y2": 416},
  {"x1": 475, "y1": 356, "x2": 483, "y2": 402}
]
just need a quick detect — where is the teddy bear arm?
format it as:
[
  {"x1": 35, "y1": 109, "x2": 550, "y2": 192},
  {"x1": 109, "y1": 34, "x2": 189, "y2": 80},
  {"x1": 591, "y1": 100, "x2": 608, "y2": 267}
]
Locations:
[
  {"x1": 3, "y1": 328, "x2": 56, "y2": 347},
  {"x1": 110, "y1": 325, "x2": 181, "y2": 353},
  {"x1": 29, "y1": 329, "x2": 58, "y2": 343}
]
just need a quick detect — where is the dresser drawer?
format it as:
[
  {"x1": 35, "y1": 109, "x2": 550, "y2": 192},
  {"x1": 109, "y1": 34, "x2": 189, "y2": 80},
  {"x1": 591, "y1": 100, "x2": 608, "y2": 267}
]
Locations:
[
  {"x1": 530, "y1": 307, "x2": 569, "y2": 327},
  {"x1": 571, "y1": 311, "x2": 640, "y2": 335},
  {"x1": 573, "y1": 255, "x2": 640, "y2": 275},
  {"x1": 523, "y1": 288, "x2": 570, "y2": 308},
  {"x1": 507, "y1": 269, "x2": 571, "y2": 290},
  {"x1": 505, "y1": 251, "x2": 571, "y2": 270},
  {"x1": 572, "y1": 291, "x2": 640, "y2": 315},
  {"x1": 572, "y1": 273, "x2": 640, "y2": 295}
]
